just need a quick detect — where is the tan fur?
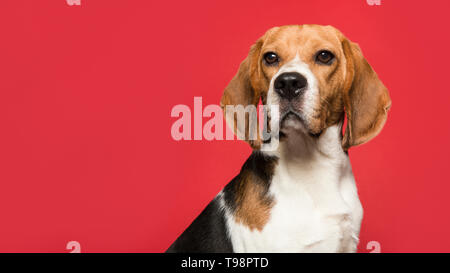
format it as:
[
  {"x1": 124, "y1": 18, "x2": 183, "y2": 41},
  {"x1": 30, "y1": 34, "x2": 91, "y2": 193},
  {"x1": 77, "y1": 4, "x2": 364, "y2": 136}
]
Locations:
[
  {"x1": 340, "y1": 38, "x2": 392, "y2": 149},
  {"x1": 221, "y1": 24, "x2": 391, "y2": 150},
  {"x1": 220, "y1": 39, "x2": 266, "y2": 149},
  {"x1": 233, "y1": 170, "x2": 275, "y2": 231}
]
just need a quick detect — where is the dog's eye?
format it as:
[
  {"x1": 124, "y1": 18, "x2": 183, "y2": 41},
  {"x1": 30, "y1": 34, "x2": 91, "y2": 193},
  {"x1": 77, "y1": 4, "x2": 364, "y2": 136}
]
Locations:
[
  {"x1": 316, "y1": 50, "x2": 335, "y2": 65},
  {"x1": 263, "y1": 52, "x2": 279, "y2": 65}
]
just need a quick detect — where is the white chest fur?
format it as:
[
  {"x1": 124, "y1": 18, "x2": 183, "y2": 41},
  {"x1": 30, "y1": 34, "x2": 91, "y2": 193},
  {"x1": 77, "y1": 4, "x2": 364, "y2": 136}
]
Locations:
[{"x1": 223, "y1": 125, "x2": 363, "y2": 253}]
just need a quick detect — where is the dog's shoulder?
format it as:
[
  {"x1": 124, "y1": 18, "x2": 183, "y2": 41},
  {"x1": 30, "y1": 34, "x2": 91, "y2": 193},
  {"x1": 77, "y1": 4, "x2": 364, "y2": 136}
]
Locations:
[
  {"x1": 165, "y1": 195, "x2": 233, "y2": 253},
  {"x1": 166, "y1": 151, "x2": 278, "y2": 253}
]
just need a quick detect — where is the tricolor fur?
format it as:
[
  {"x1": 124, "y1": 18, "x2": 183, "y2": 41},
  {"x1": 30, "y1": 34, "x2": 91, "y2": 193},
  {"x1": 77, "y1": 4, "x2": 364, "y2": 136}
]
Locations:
[{"x1": 166, "y1": 25, "x2": 391, "y2": 253}]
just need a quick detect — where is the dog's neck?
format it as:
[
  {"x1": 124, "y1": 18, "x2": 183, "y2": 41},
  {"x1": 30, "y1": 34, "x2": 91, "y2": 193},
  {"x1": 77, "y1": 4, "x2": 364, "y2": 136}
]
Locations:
[
  {"x1": 280, "y1": 123, "x2": 345, "y2": 157},
  {"x1": 265, "y1": 123, "x2": 351, "y2": 187}
]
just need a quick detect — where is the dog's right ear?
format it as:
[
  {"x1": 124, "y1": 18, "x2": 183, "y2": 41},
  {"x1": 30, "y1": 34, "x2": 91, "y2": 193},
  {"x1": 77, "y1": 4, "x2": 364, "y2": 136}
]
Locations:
[
  {"x1": 341, "y1": 38, "x2": 392, "y2": 151},
  {"x1": 220, "y1": 39, "x2": 265, "y2": 149}
]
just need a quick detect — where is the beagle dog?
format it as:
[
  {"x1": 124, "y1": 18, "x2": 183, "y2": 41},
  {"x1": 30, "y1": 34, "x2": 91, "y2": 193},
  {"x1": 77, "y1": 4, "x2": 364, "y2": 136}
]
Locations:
[{"x1": 167, "y1": 25, "x2": 391, "y2": 253}]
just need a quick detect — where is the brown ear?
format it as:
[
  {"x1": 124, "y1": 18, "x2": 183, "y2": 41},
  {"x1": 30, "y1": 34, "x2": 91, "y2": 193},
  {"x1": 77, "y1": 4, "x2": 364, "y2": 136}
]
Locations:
[
  {"x1": 220, "y1": 39, "x2": 265, "y2": 149},
  {"x1": 341, "y1": 39, "x2": 392, "y2": 151}
]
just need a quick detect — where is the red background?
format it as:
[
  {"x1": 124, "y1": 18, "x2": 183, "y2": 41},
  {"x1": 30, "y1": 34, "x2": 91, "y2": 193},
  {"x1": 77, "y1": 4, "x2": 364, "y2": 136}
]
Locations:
[{"x1": 1, "y1": 0, "x2": 449, "y2": 253}]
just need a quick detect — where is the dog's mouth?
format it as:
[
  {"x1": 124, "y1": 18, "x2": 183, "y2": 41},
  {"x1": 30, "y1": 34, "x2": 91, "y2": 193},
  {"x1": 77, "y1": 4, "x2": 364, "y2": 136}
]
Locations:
[
  {"x1": 279, "y1": 110, "x2": 322, "y2": 138},
  {"x1": 280, "y1": 110, "x2": 305, "y2": 131}
]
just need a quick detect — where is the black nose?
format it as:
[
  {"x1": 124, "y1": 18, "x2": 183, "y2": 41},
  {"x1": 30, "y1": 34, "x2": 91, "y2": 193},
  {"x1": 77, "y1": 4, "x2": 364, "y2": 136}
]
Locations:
[{"x1": 274, "y1": 72, "x2": 307, "y2": 100}]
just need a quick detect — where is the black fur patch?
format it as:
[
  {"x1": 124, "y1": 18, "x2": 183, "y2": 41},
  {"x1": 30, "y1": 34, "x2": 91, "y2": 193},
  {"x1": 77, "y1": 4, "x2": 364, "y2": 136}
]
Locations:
[
  {"x1": 166, "y1": 151, "x2": 278, "y2": 253},
  {"x1": 165, "y1": 196, "x2": 232, "y2": 253},
  {"x1": 223, "y1": 151, "x2": 277, "y2": 214}
]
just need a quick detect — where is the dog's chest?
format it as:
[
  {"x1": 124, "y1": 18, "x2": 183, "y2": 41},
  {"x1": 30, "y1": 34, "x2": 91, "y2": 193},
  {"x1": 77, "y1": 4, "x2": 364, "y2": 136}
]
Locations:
[{"x1": 226, "y1": 160, "x2": 362, "y2": 253}]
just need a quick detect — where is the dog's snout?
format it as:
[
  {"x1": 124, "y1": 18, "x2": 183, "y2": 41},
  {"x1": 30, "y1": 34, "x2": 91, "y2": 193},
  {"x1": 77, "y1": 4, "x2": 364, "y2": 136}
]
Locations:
[{"x1": 274, "y1": 72, "x2": 307, "y2": 100}]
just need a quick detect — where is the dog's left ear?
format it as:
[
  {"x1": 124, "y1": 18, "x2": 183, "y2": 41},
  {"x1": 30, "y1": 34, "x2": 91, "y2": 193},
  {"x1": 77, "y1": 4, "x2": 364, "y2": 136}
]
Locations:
[
  {"x1": 220, "y1": 38, "x2": 265, "y2": 149},
  {"x1": 341, "y1": 39, "x2": 392, "y2": 151}
]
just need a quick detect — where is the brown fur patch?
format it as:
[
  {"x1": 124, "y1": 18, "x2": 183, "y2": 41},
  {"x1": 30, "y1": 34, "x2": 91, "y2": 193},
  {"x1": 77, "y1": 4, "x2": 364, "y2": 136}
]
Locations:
[
  {"x1": 220, "y1": 39, "x2": 266, "y2": 149},
  {"x1": 233, "y1": 169, "x2": 274, "y2": 231}
]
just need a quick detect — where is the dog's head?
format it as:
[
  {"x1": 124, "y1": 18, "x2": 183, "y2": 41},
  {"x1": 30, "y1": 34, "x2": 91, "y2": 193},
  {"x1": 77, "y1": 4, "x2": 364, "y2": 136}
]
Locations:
[{"x1": 221, "y1": 25, "x2": 391, "y2": 151}]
